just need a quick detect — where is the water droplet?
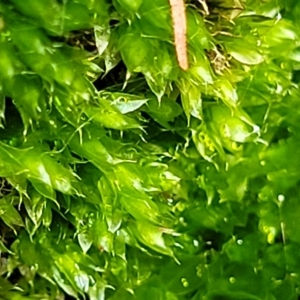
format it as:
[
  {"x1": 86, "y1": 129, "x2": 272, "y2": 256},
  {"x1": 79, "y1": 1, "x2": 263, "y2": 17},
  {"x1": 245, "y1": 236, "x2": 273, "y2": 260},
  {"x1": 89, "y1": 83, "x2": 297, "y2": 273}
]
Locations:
[
  {"x1": 276, "y1": 84, "x2": 283, "y2": 94},
  {"x1": 167, "y1": 198, "x2": 173, "y2": 204},
  {"x1": 260, "y1": 160, "x2": 266, "y2": 166},
  {"x1": 278, "y1": 194, "x2": 285, "y2": 202},
  {"x1": 193, "y1": 240, "x2": 199, "y2": 247},
  {"x1": 196, "y1": 265, "x2": 202, "y2": 277},
  {"x1": 181, "y1": 278, "x2": 189, "y2": 287},
  {"x1": 237, "y1": 239, "x2": 243, "y2": 245},
  {"x1": 229, "y1": 277, "x2": 236, "y2": 283}
]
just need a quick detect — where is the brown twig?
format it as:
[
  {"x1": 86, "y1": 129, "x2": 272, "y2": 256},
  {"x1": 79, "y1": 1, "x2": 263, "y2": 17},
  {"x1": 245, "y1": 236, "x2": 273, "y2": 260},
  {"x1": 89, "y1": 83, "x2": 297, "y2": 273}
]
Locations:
[{"x1": 169, "y1": 0, "x2": 188, "y2": 71}]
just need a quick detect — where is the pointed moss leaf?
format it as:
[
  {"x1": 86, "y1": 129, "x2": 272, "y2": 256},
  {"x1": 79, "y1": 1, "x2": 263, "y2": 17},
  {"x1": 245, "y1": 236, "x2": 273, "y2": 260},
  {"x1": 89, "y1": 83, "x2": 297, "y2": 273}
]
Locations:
[
  {"x1": 98, "y1": 175, "x2": 117, "y2": 207},
  {"x1": 103, "y1": 29, "x2": 121, "y2": 74},
  {"x1": 0, "y1": 239, "x2": 12, "y2": 254},
  {"x1": 114, "y1": 237, "x2": 126, "y2": 263},
  {"x1": 223, "y1": 234, "x2": 261, "y2": 264},
  {"x1": 139, "y1": 18, "x2": 172, "y2": 42},
  {"x1": 155, "y1": 42, "x2": 177, "y2": 80},
  {"x1": 42, "y1": 203, "x2": 52, "y2": 228},
  {"x1": 185, "y1": 202, "x2": 234, "y2": 232},
  {"x1": 0, "y1": 197, "x2": 24, "y2": 230},
  {"x1": 119, "y1": 27, "x2": 152, "y2": 72},
  {"x1": 160, "y1": 256, "x2": 204, "y2": 295},
  {"x1": 192, "y1": 123, "x2": 226, "y2": 162},
  {"x1": 189, "y1": 56, "x2": 214, "y2": 84},
  {"x1": 23, "y1": 193, "x2": 45, "y2": 227},
  {"x1": 178, "y1": 79, "x2": 202, "y2": 123},
  {"x1": 42, "y1": 155, "x2": 76, "y2": 195},
  {"x1": 88, "y1": 279, "x2": 106, "y2": 300},
  {"x1": 11, "y1": 75, "x2": 45, "y2": 123},
  {"x1": 85, "y1": 99, "x2": 141, "y2": 130},
  {"x1": 69, "y1": 130, "x2": 116, "y2": 171},
  {"x1": 17, "y1": 232, "x2": 42, "y2": 266},
  {"x1": 112, "y1": 95, "x2": 148, "y2": 114},
  {"x1": 203, "y1": 104, "x2": 260, "y2": 156},
  {"x1": 54, "y1": 253, "x2": 90, "y2": 293},
  {"x1": 0, "y1": 142, "x2": 25, "y2": 177},
  {"x1": 78, "y1": 232, "x2": 93, "y2": 254},
  {"x1": 11, "y1": 20, "x2": 51, "y2": 54},
  {"x1": 215, "y1": 79, "x2": 238, "y2": 107},
  {"x1": 146, "y1": 97, "x2": 182, "y2": 127},
  {"x1": 9, "y1": 0, "x2": 62, "y2": 34},
  {"x1": 75, "y1": 164, "x2": 102, "y2": 204},
  {"x1": 94, "y1": 24, "x2": 110, "y2": 56},
  {"x1": 10, "y1": 24, "x2": 53, "y2": 71},
  {"x1": 120, "y1": 193, "x2": 160, "y2": 224},
  {"x1": 106, "y1": 209, "x2": 123, "y2": 234},
  {"x1": 116, "y1": 0, "x2": 143, "y2": 13},
  {"x1": 263, "y1": 19, "x2": 298, "y2": 48},
  {"x1": 145, "y1": 71, "x2": 167, "y2": 102},
  {"x1": 129, "y1": 221, "x2": 174, "y2": 256},
  {"x1": 139, "y1": 0, "x2": 172, "y2": 33},
  {"x1": 230, "y1": 49, "x2": 264, "y2": 65},
  {"x1": 187, "y1": 9, "x2": 210, "y2": 49},
  {"x1": 20, "y1": 150, "x2": 56, "y2": 200},
  {"x1": 7, "y1": 175, "x2": 28, "y2": 196},
  {"x1": 53, "y1": 95, "x2": 81, "y2": 127},
  {"x1": 90, "y1": 217, "x2": 114, "y2": 253},
  {"x1": 63, "y1": 3, "x2": 93, "y2": 32},
  {"x1": 52, "y1": 266, "x2": 78, "y2": 298},
  {"x1": 227, "y1": 41, "x2": 264, "y2": 65},
  {"x1": 74, "y1": 271, "x2": 90, "y2": 293},
  {"x1": 0, "y1": 42, "x2": 18, "y2": 80}
]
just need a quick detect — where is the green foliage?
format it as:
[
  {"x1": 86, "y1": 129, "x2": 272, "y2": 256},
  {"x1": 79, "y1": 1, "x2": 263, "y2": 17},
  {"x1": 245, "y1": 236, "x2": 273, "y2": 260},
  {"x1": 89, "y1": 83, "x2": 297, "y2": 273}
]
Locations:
[{"x1": 1, "y1": 0, "x2": 300, "y2": 299}]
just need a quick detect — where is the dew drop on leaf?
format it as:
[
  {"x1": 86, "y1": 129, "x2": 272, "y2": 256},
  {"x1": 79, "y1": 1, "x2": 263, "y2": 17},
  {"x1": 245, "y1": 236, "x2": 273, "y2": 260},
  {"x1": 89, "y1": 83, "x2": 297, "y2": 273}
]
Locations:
[{"x1": 181, "y1": 277, "x2": 189, "y2": 287}]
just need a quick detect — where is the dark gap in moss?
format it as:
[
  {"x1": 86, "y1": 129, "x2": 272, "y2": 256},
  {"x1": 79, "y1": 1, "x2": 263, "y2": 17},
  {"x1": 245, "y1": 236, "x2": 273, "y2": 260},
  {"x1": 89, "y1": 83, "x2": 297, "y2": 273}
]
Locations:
[
  {"x1": 201, "y1": 229, "x2": 227, "y2": 251},
  {"x1": 0, "y1": 98, "x2": 23, "y2": 141},
  {"x1": 0, "y1": 219, "x2": 16, "y2": 252},
  {"x1": 0, "y1": 178, "x2": 13, "y2": 197},
  {"x1": 93, "y1": 60, "x2": 127, "y2": 92},
  {"x1": 51, "y1": 29, "x2": 97, "y2": 53},
  {"x1": 269, "y1": 127, "x2": 291, "y2": 145},
  {"x1": 109, "y1": 18, "x2": 120, "y2": 29},
  {"x1": 233, "y1": 213, "x2": 259, "y2": 238},
  {"x1": 6, "y1": 267, "x2": 22, "y2": 285},
  {"x1": 292, "y1": 69, "x2": 300, "y2": 84}
]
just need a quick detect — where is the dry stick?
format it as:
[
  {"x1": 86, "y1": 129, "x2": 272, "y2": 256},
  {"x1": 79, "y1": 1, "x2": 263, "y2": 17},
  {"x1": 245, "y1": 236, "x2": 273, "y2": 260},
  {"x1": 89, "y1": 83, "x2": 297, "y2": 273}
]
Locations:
[{"x1": 169, "y1": 0, "x2": 188, "y2": 71}]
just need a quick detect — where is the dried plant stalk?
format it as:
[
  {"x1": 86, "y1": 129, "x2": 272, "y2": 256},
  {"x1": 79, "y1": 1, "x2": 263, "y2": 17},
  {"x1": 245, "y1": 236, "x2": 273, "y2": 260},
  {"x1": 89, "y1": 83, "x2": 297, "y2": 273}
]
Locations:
[
  {"x1": 198, "y1": 0, "x2": 209, "y2": 15},
  {"x1": 169, "y1": 0, "x2": 188, "y2": 70}
]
